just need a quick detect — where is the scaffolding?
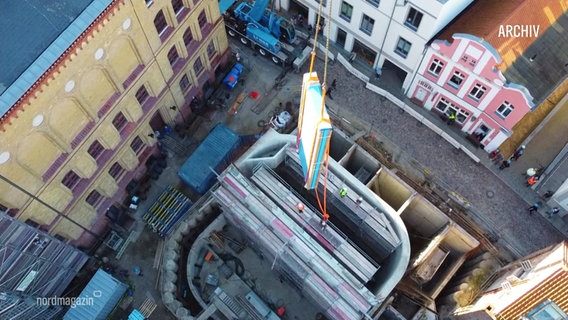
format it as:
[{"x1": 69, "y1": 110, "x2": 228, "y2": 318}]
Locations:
[
  {"x1": 0, "y1": 213, "x2": 89, "y2": 319},
  {"x1": 213, "y1": 166, "x2": 379, "y2": 319},
  {"x1": 251, "y1": 165, "x2": 379, "y2": 283}
]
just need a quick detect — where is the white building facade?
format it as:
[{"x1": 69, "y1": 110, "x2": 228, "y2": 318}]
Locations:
[{"x1": 278, "y1": 0, "x2": 474, "y2": 90}]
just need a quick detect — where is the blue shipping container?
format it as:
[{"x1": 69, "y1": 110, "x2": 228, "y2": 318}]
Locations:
[{"x1": 179, "y1": 124, "x2": 241, "y2": 194}]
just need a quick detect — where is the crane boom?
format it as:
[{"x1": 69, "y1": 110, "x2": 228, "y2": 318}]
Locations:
[{"x1": 249, "y1": 0, "x2": 269, "y2": 22}]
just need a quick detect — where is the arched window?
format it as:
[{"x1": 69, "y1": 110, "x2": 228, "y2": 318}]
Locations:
[{"x1": 154, "y1": 10, "x2": 168, "y2": 35}]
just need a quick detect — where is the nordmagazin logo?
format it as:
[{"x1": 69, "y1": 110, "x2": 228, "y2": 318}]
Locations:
[{"x1": 36, "y1": 290, "x2": 100, "y2": 308}]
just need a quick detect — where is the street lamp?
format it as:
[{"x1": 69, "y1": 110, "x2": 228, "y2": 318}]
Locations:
[{"x1": 170, "y1": 106, "x2": 186, "y2": 124}]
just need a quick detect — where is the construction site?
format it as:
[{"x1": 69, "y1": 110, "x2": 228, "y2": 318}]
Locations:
[{"x1": 157, "y1": 127, "x2": 481, "y2": 320}]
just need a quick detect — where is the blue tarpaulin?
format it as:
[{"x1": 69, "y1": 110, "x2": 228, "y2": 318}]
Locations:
[
  {"x1": 179, "y1": 124, "x2": 241, "y2": 195},
  {"x1": 64, "y1": 269, "x2": 128, "y2": 320}
]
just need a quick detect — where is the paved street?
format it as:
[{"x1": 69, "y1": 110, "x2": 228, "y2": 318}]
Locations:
[{"x1": 296, "y1": 60, "x2": 566, "y2": 257}]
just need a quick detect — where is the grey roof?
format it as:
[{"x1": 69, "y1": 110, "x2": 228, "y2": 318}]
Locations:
[
  {"x1": 0, "y1": 0, "x2": 110, "y2": 115},
  {"x1": 64, "y1": 268, "x2": 128, "y2": 320},
  {"x1": 502, "y1": 13, "x2": 568, "y2": 104}
]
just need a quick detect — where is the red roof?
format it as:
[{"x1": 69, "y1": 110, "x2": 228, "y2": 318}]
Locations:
[{"x1": 437, "y1": 0, "x2": 567, "y2": 70}]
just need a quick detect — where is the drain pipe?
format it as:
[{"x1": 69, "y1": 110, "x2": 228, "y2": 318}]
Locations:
[
  {"x1": 375, "y1": 1, "x2": 404, "y2": 68},
  {"x1": 404, "y1": 45, "x2": 428, "y2": 96}
]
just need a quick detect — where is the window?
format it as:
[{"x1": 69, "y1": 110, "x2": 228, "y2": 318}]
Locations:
[
  {"x1": 365, "y1": 0, "x2": 379, "y2": 8},
  {"x1": 25, "y1": 219, "x2": 40, "y2": 228},
  {"x1": 172, "y1": 0, "x2": 184, "y2": 15},
  {"x1": 87, "y1": 140, "x2": 105, "y2": 159},
  {"x1": 336, "y1": 28, "x2": 347, "y2": 47},
  {"x1": 207, "y1": 42, "x2": 216, "y2": 58},
  {"x1": 405, "y1": 7, "x2": 423, "y2": 31},
  {"x1": 198, "y1": 11, "x2": 207, "y2": 28},
  {"x1": 62, "y1": 171, "x2": 81, "y2": 190},
  {"x1": 135, "y1": 85, "x2": 150, "y2": 105},
  {"x1": 86, "y1": 190, "x2": 103, "y2": 207},
  {"x1": 193, "y1": 57, "x2": 204, "y2": 75},
  {"x1": 456, "y1": 109, "x2": 470, "y2": 123},
  {"x1": 180, "y1": 74, "x2": 191, "y2": 92},
  {"x1": 428, "y1": 59, "x2": 444, "y2": 76},
  {"x1": 109, "y1": 162, "x2": 125, "y2": 180},
  {"x1": 154, "y1": 10, "x2": 168, "y2": 35},
  {"x1": 524, "y1": 299, "x2": 568, "y2": 320},
  {"x1": 183, "y1": 28, "x2": 194, "y2": 48},
  {"x1": 340, "y1": 2, "x2": 353, "y2": 22},
  {"x1": 167, "y1": 46, "x2": 180, "y2": 66},
  {"x1": 496, "y1": 101, "x2": 514, "y2": 118},
  {"x1": 360, "y1": 15, "x2": 374, "y2": 35},
  {"x1": 395, "y1": 37, "x2": 411, "y2": 58},
  {"x1": 448, "y1": 71, "x2": 465, "y2": 88},
  {"x1": 435, "y1": 97, "x2": 452, "y2": 113},
  {"x1": 469, "y1": 84, "x2": 487, "y2": 100},
  {"x1": 130, "y1": 136, "x2": 145, "y2": 154},
  {"x1": 317, "y1": 0, "x2": 327, "y2": 7},
  {"x1": 436, "y1": 98, "x2": 469, "y2": 124},
  {"x1": 112, "y1": 112, "x2": 128, "y2": 131}
]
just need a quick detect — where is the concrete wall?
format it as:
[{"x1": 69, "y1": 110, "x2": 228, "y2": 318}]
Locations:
[
  {"x1": 368, "y1": 169, "x2": 413, "y2": 212},
  {"x1": 401, "y1": 196, "x2": 449, "y2": 238}
]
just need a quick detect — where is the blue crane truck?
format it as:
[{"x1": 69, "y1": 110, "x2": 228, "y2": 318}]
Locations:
[{"x1": 220, "y1": 0, "x2": 309, "y2": 66}]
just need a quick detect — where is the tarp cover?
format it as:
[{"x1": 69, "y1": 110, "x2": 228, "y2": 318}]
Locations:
[{"x1": 179, "y1": 124, "x2": 240, "y2": 194}]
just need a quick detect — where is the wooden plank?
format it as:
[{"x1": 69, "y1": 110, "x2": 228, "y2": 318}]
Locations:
[{"x1": 227, "y1": 92, "x2": 246, "y2": 116}]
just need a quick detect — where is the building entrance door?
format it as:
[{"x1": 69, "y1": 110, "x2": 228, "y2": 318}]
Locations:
[{"x1": 414, "y1": 87, "x2": 428, "y2": 102}]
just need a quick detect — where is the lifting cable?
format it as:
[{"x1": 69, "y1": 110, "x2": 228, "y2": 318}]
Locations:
[{"x1": 306, "y1": 0, "x2": 333, "y2": 223}]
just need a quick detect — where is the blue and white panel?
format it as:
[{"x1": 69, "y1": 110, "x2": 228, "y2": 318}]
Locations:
[{"x1": 297, "y1": 72, "x2": 332, "y2": 190}]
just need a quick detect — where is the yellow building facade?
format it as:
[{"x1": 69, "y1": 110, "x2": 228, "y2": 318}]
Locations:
[{"x1": 0, "y1": 0, "x2": 229, "y2": 249}]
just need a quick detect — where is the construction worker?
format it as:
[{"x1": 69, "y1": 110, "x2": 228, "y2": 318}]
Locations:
[
  {"x1": 447, "y1": 112, "x2": 456, "y2": 125},
  {"x1": 356, "y1": 197, "x2": 363, "y2": 206},
  {"x1": 321, "y1": 213, "x2": 329, "y2": 230},
  {"x1": 527, "y1": 175, "x2": 539, "y2": 187},
  {"x1": 339, "y1": 187, "x2": 347, "y2": 198},
  {"x1": 296, "y1": 202, "x2": 304, "y2": 213}
]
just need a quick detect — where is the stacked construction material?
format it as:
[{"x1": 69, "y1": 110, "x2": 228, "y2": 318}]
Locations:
[{"x1": 144, "y1": 186, "x2": 193, "y2": 237}]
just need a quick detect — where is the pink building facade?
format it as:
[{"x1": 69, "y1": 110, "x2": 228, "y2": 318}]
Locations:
[{"x1": 407, "y1": 34, "x2": 534, "y2": 152}]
